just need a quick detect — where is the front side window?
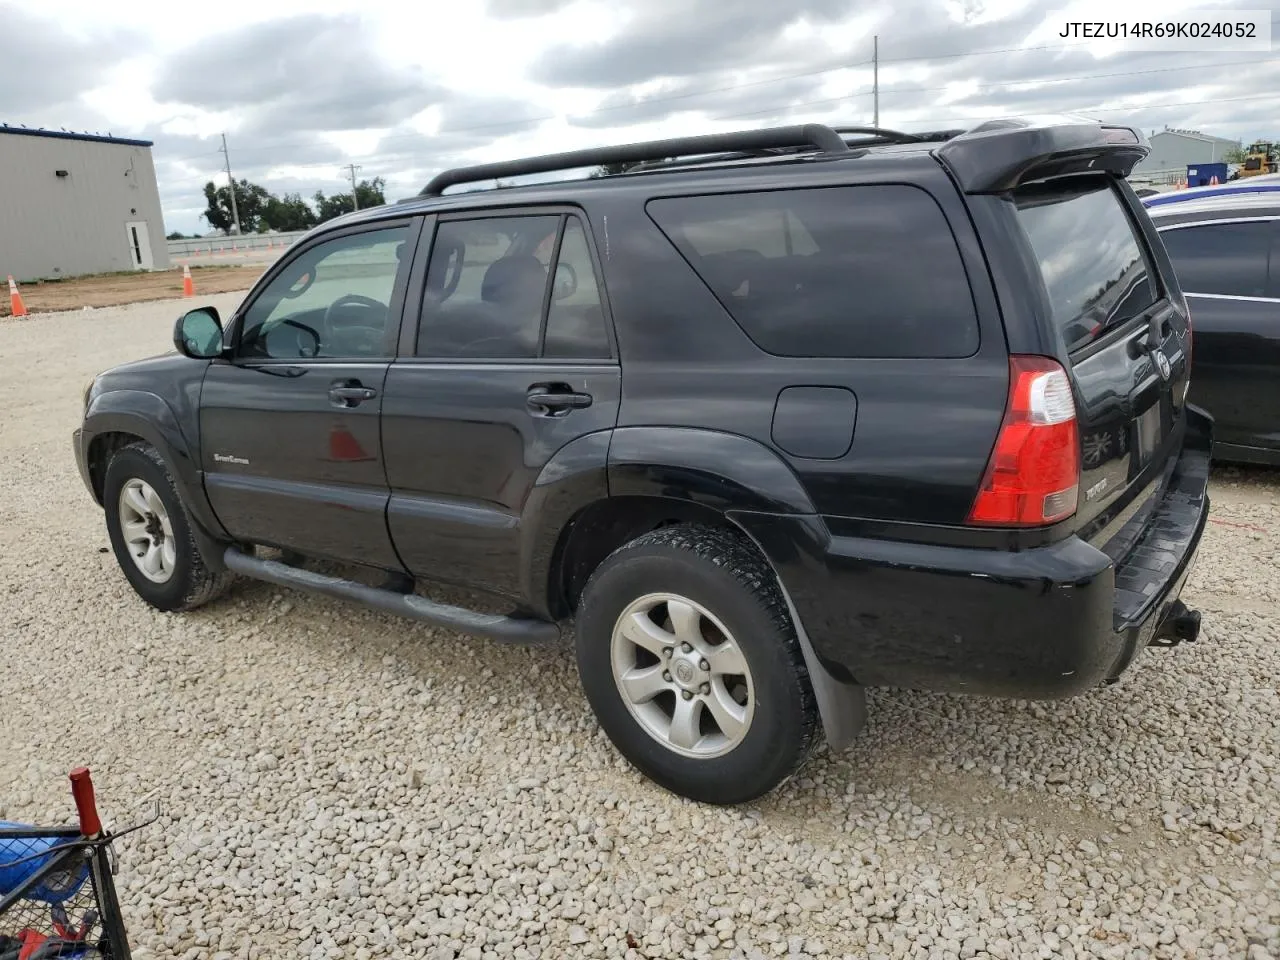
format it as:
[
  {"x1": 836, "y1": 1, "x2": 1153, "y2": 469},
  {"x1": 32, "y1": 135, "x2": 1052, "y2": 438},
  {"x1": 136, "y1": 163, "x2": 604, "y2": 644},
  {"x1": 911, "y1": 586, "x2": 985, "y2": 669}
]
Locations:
[
  {"x1": 237, "y1": 226, "x2": 410, "y2": 360},
  {"x1": 417, "y1": 213, "x2": 612, "y2": 360}
]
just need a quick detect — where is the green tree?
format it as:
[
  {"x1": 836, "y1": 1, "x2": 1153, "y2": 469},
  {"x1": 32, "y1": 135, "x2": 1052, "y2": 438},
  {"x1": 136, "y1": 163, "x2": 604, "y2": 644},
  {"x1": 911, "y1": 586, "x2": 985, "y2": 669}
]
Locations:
[
  {"x1": 166, "y1": 231, "x2": 187, "y2": 240},
  {"x1": 313, "y1": 177, "x2": 388, "y2": 223},
  {"x1": 261, "y1": 192, "x2": 318, "y2": 233},
  {"x1": 202, "y1": 179, "x2": 270, "y2": 234},
  {"x1": 1223, "y1": 146, "x2": 1247, "y2": 164},
  {"x1": 590, "y1": 160, "x2": 662, "y2": 178}
]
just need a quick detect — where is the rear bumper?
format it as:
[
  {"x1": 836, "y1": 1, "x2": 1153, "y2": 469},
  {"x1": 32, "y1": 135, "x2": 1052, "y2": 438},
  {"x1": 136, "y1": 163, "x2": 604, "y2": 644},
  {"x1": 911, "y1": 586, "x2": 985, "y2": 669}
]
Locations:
[{"x1": 732, "y1": 408, "x2": 1212, "y2": 700}]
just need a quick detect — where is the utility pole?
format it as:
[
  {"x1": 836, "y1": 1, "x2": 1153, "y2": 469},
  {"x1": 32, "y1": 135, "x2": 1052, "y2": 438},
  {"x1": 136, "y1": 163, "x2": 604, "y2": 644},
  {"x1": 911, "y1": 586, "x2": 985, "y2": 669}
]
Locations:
[
  {"x1": 219, "y1": 133, "x2": 242, "y2": 235},
  {"x1": 873, "y1": 35, "x2": 879, "y2": 128},
  {"x1": 345, "y1": 163, "x2": 363, "y2": 211}
]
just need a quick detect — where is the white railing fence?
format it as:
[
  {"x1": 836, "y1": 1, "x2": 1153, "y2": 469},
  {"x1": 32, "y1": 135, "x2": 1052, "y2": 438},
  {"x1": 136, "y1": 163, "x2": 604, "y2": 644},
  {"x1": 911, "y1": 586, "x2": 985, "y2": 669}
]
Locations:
[{"x1": 166, "y1": 230, "x2": 310, "y2": 259}]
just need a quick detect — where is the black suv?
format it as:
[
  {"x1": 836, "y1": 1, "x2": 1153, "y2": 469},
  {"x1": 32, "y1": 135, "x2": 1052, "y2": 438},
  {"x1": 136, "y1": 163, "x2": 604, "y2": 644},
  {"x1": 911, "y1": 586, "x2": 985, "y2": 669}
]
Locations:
[{"x1": 74, "y1": 118, "x2": 1212, "y2": 805}]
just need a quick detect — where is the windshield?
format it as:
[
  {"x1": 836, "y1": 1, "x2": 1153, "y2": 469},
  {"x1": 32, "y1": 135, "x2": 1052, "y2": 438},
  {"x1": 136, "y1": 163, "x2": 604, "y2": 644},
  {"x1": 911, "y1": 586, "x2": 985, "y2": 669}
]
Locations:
[{"x1": 1013, "y1": 178, "x2": 1159, "y2": 353}]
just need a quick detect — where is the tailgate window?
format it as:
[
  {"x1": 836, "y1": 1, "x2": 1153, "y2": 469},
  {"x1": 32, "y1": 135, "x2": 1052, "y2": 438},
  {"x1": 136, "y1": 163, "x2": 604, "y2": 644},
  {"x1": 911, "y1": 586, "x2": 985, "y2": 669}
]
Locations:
[{"x1": 1013, "y1": 178, "x2": 1159, "y2": 353}]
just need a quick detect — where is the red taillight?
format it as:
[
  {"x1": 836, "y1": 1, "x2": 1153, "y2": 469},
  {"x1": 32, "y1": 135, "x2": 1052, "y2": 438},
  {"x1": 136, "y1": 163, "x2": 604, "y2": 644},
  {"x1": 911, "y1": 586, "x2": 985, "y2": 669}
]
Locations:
[{"x1": 967, "y1": 355, "x2": 1080, "y2": 527}]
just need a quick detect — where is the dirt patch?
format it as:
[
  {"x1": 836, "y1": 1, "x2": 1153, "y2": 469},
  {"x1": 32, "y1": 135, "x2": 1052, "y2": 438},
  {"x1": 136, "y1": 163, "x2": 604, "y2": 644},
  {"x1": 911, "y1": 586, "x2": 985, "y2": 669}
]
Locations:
[{"x1": 2, "y1": 265, "x2": 264, "y2": 317}]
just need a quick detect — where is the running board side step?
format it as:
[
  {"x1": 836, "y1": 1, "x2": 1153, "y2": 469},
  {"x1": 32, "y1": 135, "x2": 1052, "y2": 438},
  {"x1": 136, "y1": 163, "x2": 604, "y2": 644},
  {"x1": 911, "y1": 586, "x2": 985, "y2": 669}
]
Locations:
[{"x1": 222, "y1": 548, "x2": 560, "y2": 645}]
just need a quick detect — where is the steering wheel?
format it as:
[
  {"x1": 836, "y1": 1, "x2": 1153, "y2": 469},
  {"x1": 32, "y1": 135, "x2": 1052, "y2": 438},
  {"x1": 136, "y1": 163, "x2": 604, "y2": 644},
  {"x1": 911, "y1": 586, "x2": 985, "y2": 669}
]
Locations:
[{"x1": 323, "y1": 293, "x2": 386, "y2": 355}]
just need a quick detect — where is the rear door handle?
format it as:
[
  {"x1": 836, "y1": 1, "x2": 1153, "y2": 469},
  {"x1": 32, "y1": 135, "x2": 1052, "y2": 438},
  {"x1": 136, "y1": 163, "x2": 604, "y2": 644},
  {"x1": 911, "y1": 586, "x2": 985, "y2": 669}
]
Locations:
[
  {"x1": 329, "y1": 381, "x2": 377, "y2": 407},
  {"x1": 527, "y1": 385, "x2": 593, "y2": 415}
]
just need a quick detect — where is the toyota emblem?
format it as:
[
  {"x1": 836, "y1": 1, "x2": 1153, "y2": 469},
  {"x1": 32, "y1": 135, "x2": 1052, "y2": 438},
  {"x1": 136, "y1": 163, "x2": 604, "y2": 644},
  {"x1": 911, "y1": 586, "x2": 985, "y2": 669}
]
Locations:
[{"x1": 1154, "y1": 351, "x2": 1171, "y2": 381}]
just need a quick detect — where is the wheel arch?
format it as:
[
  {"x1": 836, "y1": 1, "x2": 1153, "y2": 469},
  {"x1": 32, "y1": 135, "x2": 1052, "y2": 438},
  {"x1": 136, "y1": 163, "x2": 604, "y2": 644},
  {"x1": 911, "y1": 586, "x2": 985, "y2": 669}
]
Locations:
[
  {"x1": 539, "y1": 425, "x2": 864, "y2": 752},
  {"x1": 83, "y1": 391, "x2": 230, "y2": 560}
]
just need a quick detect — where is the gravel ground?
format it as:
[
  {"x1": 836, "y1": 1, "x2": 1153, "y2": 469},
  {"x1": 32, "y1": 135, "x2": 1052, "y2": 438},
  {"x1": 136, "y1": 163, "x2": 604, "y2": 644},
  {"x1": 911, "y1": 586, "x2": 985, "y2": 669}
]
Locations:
[{"x1": 1, "y1": 295, "x2": 1278, "y2": 960}]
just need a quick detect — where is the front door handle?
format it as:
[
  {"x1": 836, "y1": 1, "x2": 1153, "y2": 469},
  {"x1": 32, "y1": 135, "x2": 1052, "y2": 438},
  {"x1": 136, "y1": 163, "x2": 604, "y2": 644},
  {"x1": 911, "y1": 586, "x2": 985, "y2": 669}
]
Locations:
[
  {"x1": 527, "y1": 384, "x2": 593, "y2": 416},
  {"x1": 329, "y1": 380, "x2": 377, "y2": 407}
]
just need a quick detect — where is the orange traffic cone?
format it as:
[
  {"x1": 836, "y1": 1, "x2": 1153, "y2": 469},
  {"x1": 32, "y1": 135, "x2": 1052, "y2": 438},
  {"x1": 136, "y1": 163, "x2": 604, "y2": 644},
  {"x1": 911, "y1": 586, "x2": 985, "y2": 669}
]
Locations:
[
  {"x1": 182, "y1": 264, "x2": 194, "y2": 298},
  {"x1": 7, "y1": 275, "x2": 27, "y2": 317},
  {"x1": 1209, "y1": 175, "x2": 1219, "y2": 185}
]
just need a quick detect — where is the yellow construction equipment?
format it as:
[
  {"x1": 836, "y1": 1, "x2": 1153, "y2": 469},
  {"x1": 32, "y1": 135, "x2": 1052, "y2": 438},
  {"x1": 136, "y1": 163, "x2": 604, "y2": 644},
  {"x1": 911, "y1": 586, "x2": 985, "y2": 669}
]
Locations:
[{"x1": 1237, "y1": 140, "x2": 1280, "y2": 178}]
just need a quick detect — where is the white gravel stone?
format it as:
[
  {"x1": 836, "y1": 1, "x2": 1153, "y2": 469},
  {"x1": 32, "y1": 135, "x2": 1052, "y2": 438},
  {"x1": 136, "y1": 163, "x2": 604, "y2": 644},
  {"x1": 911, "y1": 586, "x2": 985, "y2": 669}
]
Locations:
[{"x1": 2, "y1": 296, "x2": 1279, "y2": 957}]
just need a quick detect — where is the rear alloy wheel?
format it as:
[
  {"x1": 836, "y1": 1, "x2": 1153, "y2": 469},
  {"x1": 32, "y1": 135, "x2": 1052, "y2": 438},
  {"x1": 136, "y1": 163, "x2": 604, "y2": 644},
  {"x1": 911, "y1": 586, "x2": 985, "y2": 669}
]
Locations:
[
  {"x1": 576, "y1": 524, "x2": 818, "y2": 805},
  {"x1": 610, "y1": 592, "x2": 755, "y2": 759}
]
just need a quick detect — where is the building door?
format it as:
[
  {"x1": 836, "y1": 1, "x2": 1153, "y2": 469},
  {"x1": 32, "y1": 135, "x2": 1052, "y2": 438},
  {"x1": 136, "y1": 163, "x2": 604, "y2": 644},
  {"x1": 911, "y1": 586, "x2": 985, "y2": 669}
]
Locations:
[{"x1": 124, "y1": 221, "x2": 153, "y2": 269}]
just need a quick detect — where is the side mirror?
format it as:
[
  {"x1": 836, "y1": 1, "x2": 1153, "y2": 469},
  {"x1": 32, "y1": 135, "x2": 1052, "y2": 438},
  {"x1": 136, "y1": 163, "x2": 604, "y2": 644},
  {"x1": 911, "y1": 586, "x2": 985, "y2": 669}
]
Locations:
[{"x1": 173, "y1": 307, "x2": 224, "y2": 359}]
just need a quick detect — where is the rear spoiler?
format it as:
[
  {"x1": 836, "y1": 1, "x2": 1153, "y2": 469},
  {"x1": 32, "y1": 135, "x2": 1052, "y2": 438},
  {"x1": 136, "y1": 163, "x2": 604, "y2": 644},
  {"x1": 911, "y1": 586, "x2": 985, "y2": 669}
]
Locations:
[{"x1": 934, "y1": 116, "x2": 1150, "y2": 194}]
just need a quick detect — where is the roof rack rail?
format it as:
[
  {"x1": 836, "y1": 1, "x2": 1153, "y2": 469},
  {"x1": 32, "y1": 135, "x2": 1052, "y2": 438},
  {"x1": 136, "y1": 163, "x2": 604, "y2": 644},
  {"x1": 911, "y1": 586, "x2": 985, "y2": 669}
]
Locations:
[
  {"x1": 418, "y1": 123, "x2": 851, "y2": 197},
  {"x1": 618, "y1": 126, "x2": 955, "y2": 176}
]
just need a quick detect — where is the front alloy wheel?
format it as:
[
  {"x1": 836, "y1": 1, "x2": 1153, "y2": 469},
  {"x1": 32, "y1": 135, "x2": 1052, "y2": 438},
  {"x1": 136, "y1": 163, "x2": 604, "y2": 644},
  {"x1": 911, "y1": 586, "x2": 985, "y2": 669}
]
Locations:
[{"x1": 117, "y1": 478, "x2": 176, "y2": 583}]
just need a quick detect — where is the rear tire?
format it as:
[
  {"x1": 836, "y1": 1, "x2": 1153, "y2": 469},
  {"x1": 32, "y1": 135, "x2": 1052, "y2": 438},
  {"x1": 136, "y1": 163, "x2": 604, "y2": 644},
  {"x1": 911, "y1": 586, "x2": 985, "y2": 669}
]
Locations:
[
  {"x1": 103, "y1": 442, "x2": 233, "y2": 612},
  {"x1": 575, "y1": 524, "x2": 818, "y2": 805}
]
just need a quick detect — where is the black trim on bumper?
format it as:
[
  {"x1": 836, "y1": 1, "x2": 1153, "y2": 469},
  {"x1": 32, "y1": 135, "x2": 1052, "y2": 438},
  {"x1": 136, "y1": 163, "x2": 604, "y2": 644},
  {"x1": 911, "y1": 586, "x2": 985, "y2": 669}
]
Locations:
[{"x1": 730, "y1": 410, "x2": 1212, "y2": 701}]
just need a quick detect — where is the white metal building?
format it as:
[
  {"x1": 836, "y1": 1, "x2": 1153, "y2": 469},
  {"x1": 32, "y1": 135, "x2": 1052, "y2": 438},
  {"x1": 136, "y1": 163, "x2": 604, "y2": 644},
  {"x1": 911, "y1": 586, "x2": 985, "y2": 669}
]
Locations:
[
  {"x1": 1131, "y1": 128, "x2": 1242, "y2": 178},
  {"x1": 0, "y1": 126, "x2": 170, "y2": 281}
]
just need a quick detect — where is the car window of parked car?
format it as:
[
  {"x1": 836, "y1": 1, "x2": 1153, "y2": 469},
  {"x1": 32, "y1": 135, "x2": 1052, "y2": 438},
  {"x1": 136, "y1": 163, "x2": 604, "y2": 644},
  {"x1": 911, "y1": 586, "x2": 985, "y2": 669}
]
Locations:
[
  {"x1": 237, "y1": 226, "x2": 411, "y2": 360},
  {"x1": 1157, "y1": 220, "x2": 1274, "y2": 298},
  {"x1": 417, "y1": 214, "x2": 612, "y2": 360},
  {"x1": 645, "y1": 185, "x2": 980, "y2": 359}
]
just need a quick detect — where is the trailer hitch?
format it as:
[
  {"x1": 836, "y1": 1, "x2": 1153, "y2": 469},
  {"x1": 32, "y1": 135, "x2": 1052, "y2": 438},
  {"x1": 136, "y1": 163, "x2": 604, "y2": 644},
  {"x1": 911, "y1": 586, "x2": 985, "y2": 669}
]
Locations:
[{"x1": 1149, "y1": 599, "x2": 1202, "y2": 647}]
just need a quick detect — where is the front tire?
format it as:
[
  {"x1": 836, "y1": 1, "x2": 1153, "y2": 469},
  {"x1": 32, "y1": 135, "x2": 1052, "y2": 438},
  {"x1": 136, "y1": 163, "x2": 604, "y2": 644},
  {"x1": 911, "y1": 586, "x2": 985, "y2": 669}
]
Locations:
[
  {"x1": 103, "y1": 442, "x2": 233, "y2": 612},
  {"x1": 575, "y1": 524, "x2": 819, "y2": 805}
]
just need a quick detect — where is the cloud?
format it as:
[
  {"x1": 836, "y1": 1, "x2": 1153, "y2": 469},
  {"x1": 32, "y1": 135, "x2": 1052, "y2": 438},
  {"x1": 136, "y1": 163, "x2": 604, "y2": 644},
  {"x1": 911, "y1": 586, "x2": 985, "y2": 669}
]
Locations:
[
  {"x1": 485, "y1": 0, "x2": 577, "y2": 17},
  {"x1": 151, "y1": 13, "x2": 448, "y2": 138},
  {"x1": 10, "y1": 0, "x2": 1273, "y2": 235},
  {"x1": 0, "y1": 4, "x2": 143, "y2": 118},
  {"x1": 530, "y1": 0, "x2": 855, "y2": 88}
]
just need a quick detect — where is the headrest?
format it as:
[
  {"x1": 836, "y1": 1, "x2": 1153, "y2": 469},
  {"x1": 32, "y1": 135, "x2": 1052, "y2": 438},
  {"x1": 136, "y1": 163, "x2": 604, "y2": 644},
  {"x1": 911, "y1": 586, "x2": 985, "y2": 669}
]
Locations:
[{"x1": 482, "y1": 255, "x2": 547, "y2": 303}]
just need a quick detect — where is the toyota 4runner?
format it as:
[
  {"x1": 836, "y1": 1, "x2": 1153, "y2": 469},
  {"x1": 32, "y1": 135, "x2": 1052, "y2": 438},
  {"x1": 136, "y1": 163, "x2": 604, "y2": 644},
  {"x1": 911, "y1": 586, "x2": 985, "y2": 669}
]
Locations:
[{"x1": 74, "y1": 118, "x2": 1212, "y2": 804}]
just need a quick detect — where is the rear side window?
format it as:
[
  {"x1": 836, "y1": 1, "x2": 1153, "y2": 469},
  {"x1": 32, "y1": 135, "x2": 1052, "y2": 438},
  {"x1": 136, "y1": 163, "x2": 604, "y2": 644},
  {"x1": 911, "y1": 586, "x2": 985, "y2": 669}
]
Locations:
[
  {"x1": 1013, "y1": 179, "x2": 1158, "y2": 353},
  {"x1": 646, "y1": 185, "x2": 980, "y2": 358},
  {"x1": 1158, "y1": 220, "x2": 1272, "y2": 297}
]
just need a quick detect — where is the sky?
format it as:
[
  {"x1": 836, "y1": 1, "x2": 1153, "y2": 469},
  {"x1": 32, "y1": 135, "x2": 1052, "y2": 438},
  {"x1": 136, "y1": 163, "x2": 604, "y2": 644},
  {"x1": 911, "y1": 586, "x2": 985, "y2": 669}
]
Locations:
[{"x1": 1, "y1": 0, "x2": 1277, "y2": 235}]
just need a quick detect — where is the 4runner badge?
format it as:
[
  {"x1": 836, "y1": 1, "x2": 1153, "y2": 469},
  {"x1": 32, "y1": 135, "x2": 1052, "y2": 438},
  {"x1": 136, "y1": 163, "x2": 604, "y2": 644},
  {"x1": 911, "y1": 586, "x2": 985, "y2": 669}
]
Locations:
[{"x1": 214, "y1": 453, "x2": 250, "y2": 465}]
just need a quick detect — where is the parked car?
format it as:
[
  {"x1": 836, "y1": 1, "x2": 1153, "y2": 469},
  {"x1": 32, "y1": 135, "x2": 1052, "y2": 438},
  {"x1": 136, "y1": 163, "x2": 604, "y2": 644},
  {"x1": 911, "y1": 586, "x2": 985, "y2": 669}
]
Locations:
[
  {"x1": 74, "y1": 118, "x2": 1210, "y2": 805},
  {"x1": 1144, "y1": 190, "x2": 1280, "y2": 465}
]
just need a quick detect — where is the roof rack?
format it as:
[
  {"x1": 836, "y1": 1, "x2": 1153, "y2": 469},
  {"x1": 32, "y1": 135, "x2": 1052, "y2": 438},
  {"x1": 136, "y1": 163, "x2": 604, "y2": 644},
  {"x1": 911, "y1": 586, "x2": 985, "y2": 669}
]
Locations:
[
  {"x1": 617, "y1": 125, "x2": 954, "y2": 176},
  {"x1": 418, "y1": 123, "x2": 853, "y2": 197}
]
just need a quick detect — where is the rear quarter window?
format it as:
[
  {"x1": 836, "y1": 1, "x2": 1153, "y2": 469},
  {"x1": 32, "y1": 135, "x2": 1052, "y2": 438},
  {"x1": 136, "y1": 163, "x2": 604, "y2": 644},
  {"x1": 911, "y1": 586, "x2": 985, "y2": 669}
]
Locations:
[
  {"x1": 645, "y1": 185, "x2": 980, "y2": 359},
  {"x1": 1013, "y1": 178, "x2": 1159, "y2": 353}
]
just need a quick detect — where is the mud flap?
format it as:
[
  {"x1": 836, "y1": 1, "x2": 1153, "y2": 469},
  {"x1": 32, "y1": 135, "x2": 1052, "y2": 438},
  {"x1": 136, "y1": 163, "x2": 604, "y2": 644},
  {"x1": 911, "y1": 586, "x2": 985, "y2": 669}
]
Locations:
[{"x1": 773, "y1": 577, "x2": 868, "y2": 752}]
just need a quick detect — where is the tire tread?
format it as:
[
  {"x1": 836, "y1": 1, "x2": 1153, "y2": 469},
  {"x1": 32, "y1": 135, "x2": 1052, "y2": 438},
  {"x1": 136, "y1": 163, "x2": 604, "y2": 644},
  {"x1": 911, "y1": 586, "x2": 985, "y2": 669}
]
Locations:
[
  {"x1": 112, "y1": 441, "x2": 233, "y2": 611},
  {"x1": 578, "y1": 522, "x2": 819, "y2": 802}
]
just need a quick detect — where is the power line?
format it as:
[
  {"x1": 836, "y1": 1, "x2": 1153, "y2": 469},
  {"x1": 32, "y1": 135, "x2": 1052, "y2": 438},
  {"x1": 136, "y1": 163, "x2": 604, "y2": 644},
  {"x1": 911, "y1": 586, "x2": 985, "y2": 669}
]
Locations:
[
  {"x1": 218, "y1": 133, "x2": 242, "y2": 235},
  {"x1": 344, "y1": 162, "x2": 362, "y2": 210},
  {"x1": 872, "y1": 35, "x2": 879, "y2": 128}
]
